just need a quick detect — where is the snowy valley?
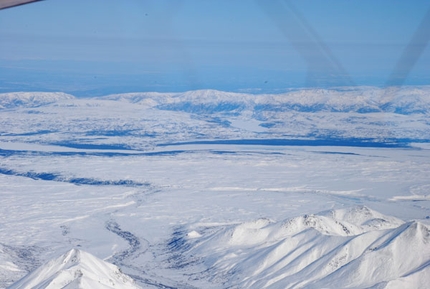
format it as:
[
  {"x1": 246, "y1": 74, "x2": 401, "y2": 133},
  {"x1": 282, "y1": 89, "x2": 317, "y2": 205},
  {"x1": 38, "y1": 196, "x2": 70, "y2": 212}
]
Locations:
[{"x1": 0, "y1": 87, "x2": 430, "y2": 288}]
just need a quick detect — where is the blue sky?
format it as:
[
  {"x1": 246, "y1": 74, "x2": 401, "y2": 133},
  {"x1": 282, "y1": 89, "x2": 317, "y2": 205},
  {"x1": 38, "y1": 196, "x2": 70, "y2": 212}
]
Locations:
[{"x1": 1, "y1": 0, "x2": 429, "y2": 95}]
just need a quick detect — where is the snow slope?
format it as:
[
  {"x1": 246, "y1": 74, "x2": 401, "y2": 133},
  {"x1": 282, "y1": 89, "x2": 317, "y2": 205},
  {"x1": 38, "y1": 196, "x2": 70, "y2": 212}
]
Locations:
[
  {"x1": 1, "y1": 145, "x2": 429, "y2": 288},
  {"x1": 8, "y1": 249, "x2": 141, "y2": 289},
  {"x1": 0, "y1": 92, "x2": 74, "y2": 110},
  {"x1": 1, "y1": 87, "x2": 430, "y2": 288},
  {"x1": 171, "y1": 206, "x2": 430, "y2": 288},
  {"x1": 0, "y1": 245, "x2": 26, "y2": 289},
  {"x1": 103, "y1": 87, "x2": 430, "y2": 115}
]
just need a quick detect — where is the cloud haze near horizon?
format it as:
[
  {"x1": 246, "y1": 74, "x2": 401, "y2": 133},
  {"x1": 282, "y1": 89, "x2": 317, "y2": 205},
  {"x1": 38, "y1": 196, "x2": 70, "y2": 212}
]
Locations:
[{"x1": 1, "y1": 0, "x2": 429, "y2": 95}]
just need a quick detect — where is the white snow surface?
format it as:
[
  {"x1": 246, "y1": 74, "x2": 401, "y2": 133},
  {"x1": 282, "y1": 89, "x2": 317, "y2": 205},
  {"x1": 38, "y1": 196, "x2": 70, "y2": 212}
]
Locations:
[
  {"x1": 0, "y1": 87, "x2": 429, "y2": 146},
  {"x1": 7, "y1": 249, "x2": 141, "y2": 289},
  {"x1": 177, "y1": 206, "x2": 430, "y2": 288},
  {"x1": 1, "y1": 87, "x2": 430, "y2": 288},
  {"x1": 0, "y1": 92, "x2": 74, "y2": 109}
]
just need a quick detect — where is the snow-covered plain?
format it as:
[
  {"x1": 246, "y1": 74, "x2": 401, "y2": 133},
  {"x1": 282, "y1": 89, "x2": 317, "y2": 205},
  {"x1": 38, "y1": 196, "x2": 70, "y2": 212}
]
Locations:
[{"x1": 0, "y1": 88, "x2": 429, "y2": 288}]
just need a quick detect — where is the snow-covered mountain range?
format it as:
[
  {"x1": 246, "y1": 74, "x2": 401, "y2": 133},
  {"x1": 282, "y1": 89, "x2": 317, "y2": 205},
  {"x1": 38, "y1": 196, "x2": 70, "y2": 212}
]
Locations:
[
  {"x1": 8, "y1": 249, "x2": 141, "y2": 289},
  {"x1": 5, "y1": 206, "x2": 429, "y2": 289},
  {"x1": 172, "y1": 206, "x2": 430, "y2": 288},
  {"x1": 0, "y1": 92, "x2": 74, "y2": 110},
  {"x1": 3, "y1": 87, "x2": 429, "y2": 114},
  {"x1": 1, "y1": 87, "x2": 429, "y2": 288},
  {"x1": 1, "y1": 86, "x2": 430, "y2": 148}
]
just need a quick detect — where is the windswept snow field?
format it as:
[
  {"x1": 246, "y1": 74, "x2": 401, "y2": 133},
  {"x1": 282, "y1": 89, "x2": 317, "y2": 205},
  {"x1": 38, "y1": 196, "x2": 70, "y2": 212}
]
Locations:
[{"x1": 1, "y1": 88, "x2": 430, "y2": 288}]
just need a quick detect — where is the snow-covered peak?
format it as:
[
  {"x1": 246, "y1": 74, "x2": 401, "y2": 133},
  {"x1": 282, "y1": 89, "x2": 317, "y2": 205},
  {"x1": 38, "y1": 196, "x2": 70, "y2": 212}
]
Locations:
[
  {"x1": 171, "y1": 206, "x2": 430, "y2": 288},
  {"x1": 8, "y1": 249, "x2": 141, "y2": 289},
  {"x1": 320, "y1": 205, "x2": 404, "y2": 230},
  {"x1": 0, "y1": 92, "x2": 75, "y2": 109}
]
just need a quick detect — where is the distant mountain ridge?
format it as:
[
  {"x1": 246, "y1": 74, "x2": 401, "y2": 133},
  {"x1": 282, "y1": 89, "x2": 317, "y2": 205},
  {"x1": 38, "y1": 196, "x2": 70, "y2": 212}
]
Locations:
[
  {"x1": 2, "y1": 87, "x2": 430, "y2": 144},
  {"x1": 105, "y1": 87, "x2": 430, "y2": 115},
  {"x1": 0, "y1": 92, "x2": 74, "y2": 109},
  {"x1": 2, "y1": 86, "x2": 430, "y2": 115}
]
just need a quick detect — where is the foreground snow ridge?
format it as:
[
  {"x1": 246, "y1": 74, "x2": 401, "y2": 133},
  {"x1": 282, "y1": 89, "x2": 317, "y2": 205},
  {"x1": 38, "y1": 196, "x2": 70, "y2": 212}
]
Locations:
[
  {"x1": 7, "y1": 249, "x2": 141, "y2": 289},
  {"x1": 176, "y1": 206, "x2": 430, "y2": 288}
]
